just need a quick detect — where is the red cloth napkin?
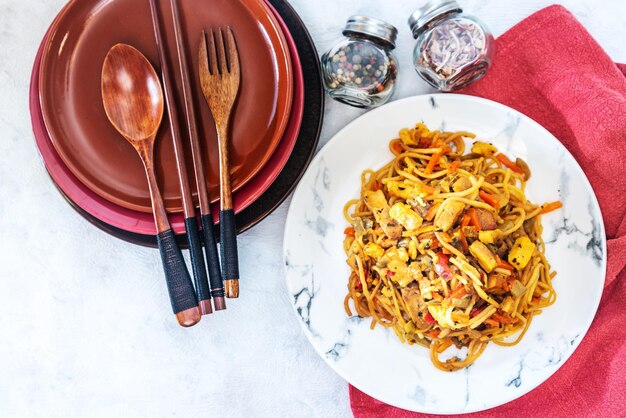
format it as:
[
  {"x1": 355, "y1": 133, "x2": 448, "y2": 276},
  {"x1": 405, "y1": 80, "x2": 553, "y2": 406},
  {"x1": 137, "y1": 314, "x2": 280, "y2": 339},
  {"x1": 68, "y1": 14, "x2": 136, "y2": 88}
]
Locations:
[{"x1": 350, "y1": 5, "x2": 626, "y2": 417}]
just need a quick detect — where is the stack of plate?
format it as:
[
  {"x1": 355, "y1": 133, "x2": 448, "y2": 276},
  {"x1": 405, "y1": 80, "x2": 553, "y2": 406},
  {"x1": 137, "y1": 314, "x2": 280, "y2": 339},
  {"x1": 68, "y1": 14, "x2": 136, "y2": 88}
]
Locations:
[{"x1": 29, "y1": 0, "x2": 323, "y2": 247}]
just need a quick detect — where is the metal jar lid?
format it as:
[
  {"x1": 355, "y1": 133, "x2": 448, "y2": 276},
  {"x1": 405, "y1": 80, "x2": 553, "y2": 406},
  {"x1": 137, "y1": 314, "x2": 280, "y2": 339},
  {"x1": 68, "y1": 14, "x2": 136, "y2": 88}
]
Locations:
[
  {"x1": 343, "y1": 15, "x2": 398, "y2": 49},
  {"x1": 408, "y1": 0, "x2": 463, "y2": 38}
]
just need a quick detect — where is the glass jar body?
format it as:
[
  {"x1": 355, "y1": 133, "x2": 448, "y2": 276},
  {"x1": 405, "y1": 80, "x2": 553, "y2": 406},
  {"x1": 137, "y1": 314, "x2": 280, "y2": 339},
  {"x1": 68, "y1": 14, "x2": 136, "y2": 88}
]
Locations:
[
  {"x1": 413, "y1": 14, "x2": 493, "y2": 91},
  {"x1": 321, "y1": 37, "x2": 397, "y2": 108}
]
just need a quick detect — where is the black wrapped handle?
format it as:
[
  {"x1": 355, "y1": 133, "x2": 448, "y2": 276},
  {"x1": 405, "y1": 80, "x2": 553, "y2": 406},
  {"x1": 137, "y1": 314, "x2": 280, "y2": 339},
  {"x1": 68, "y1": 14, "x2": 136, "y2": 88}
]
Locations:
[
  {"x1": 201, "y1": 214, "x2": 224, "y2": 298},
  {"x1": 219, "y1": 209, "x2": 239, "y2": 283},
  {"x1": 156, "y1": 228, "x2": 198, "y2": 314},
  {"x1": 185, "y1": 217, "x2": 211, "y2": 303}
]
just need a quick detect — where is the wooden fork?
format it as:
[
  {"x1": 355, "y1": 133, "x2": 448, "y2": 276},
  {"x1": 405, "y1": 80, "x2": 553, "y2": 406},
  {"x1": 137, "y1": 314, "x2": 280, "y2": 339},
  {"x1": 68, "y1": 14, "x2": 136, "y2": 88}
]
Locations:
[{"x1": 199, "y1": 27, "x2": 241, "y2": 298}]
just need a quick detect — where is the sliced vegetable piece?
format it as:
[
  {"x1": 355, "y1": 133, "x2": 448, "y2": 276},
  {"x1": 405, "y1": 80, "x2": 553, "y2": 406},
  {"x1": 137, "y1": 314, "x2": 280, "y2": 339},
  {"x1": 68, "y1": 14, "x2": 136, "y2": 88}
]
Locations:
[
  {"x1": 398, "y1": 128, "x2": 417, "y2": 145},
  {"x1": 390, "y1": 140, "x2": 405, "y2": 154},
  {"x1": 479, "y1": 190, "x2": 500, "y2": 209},
  {"x1": 387, "y1": 259, "x2": 413, "y2": 286},
  {"x1": 452, "y1": 176, "x2": 472, "y2": 192},
  {"x1": 387, "y1": 180, "x2": 434, "y2": 200},
  {"x1": 386, "y1": 181, "x2": 416, "y2": 200},
  {"x1": 492, "y1": 312, "x2": 516, "y2": 324},
  {"x1": 389, "y1": 203, "x2": 424, "y2": 231},
  {"x1": 447, "y1": 160, "x2": 462, "y2": 174},
  {"x1": 515, "y1": 157, "x2": 531, "y2": 180},
  {"x1": 363, "y1": 189, "x2": 387, "y2": 209},
  {"x1": 500, "y1": 296, "x2": 515, "y2": 314},
  {"x1": 434, "y1": 200, "x2": 465, "y2": 231},
  {"x1": 427, "y1": 305, "x2": 448, "y2": 327},
  {"x1": 510, "y1": 279, "x2": 527, "y2": 298},
  {"x1": 448, "y1": 285, "x2": 467, "y2": 300},
  {"x1": 380, "y1": 219, "x2": 402, "y2": 240},
  {"x1": 417, "y1": 136, "x2": 432, "y2": 148},
  {"x1": 470, "y1": 307, "x2": 483, "y2": 318},
  {"x1": 477, "y1": 208, "x2": 497, "y2": 230},
  {"x1": 424, "y1": 151, "x2": 444, "y2": 174},
  {"x1": 384, "y1": 246, "x2": 409, "y2": 263},
  {"x1": 467, "y1": 208, "x2": 482, "y2": 231},
  {"x1": 413, "y1": 122, "x2": 431, "y2": 138},
  {"x1": 408, "y1": 240, "x2": 418, "y2": 259},
  {"x1": 457, "y1": 228, "x2": 469, "y2": 252},
  {"x1": 540, "y1": 201, "x2": 563, "y2": 215},
  {"x1": 508, "y1": 236, "x2": 536, "y2": 270},
  {"x1": 478, "y1": 229, "x2": 504, "y2": 244},
  {"x1": 380, "y1": 238, "x2": 398, "y2": 249},
  {"x1": 401, "y1": 283, "x2": 427, "y2": 326},
  {"x1": 451, "y1": 311, "x2": 470, "y2": 323},
  {"x1": 363, "y1": 242, "x2": 384, "y2": 258},
  {"x1": 495, "y1": 153, "x2": 525, "y2": 174},
  {"x1": 496, "y1": 256, "x2": 515, "y2": 271},
  {"x1": 471, "y1": 141, "x2": 497, "y2": 157},
  {"x1": 452, "y1": 296, "x2": 470, "y2": 309},
  {"x1": 434, "y1": 252, "x2": 453, "y2": 280},
  {"x1": 461, "y1": 226, "x2": 479, "y2": 239},
  {"x1": 424, "y1": 311, "x2": 436, "y2": 324},
  {"x1": 484, "y1": 318, "x2": 500, "y2": 327},
  {"x1": 469, "y1": 240, "x2": 497, "y2": 272},
  {"x1": 485, "y1": 273, "x2": 509, "y2": 295},
  {"x1": 467, "y1": 207, "x2": 497, "y2": 231},
  {"x1": 363, "y1": 190, "x2": 403, "y2": 239},
  {"x1": 427, "y1": 329, "x2": 440, "y2": 338},
  {"x1": 424, "y1": 203, "x2": 440, "y2": 222}
]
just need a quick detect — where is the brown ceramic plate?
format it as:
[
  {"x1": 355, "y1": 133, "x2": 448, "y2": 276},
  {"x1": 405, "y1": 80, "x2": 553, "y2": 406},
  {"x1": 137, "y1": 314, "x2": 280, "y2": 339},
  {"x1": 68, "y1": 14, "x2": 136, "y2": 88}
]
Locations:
[{"x1": 39, "y1": 0, "x2": 292, "y2": 213}]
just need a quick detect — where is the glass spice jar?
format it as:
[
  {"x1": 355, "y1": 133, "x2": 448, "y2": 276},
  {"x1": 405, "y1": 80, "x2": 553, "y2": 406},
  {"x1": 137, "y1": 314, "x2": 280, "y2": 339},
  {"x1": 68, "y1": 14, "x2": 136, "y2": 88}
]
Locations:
[
  {"x1": 408, "y1": 0, "x2": 494, "y2": 91},
  {"x1": 321, "y1": 16, "x2": 398, "y2": 108}
]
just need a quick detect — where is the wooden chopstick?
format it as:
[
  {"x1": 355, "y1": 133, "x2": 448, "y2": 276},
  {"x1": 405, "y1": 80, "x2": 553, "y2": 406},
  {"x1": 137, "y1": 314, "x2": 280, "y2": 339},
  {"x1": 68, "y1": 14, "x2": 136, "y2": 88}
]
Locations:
[
  {"x1": 148, "y1": 0, "x2": 215, "y2": 314},
  {"x1": 170, "y1": 0, "x2": 226, "y2": 310}
]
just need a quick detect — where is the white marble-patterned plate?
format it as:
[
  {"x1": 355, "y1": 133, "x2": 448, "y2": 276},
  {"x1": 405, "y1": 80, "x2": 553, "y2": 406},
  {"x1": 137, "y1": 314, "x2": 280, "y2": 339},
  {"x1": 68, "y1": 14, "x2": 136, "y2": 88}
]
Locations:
[{"x1": 283, "y1": 94, "x2": 606, "y2": 414}]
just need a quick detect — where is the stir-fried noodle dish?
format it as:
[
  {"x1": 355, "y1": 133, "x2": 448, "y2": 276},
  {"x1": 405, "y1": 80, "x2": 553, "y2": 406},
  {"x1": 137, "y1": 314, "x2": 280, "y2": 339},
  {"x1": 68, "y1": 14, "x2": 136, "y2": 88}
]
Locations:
[{"x1": 343, "y1": 123, "x2": 562, "y2": 371}]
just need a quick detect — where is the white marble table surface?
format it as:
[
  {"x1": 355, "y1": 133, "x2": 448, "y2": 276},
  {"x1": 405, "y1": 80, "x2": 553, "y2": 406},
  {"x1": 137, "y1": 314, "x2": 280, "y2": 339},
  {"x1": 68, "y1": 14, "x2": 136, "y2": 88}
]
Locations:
[{"x1": 1, "y1": 1, "x2": 625, "y2": 417}]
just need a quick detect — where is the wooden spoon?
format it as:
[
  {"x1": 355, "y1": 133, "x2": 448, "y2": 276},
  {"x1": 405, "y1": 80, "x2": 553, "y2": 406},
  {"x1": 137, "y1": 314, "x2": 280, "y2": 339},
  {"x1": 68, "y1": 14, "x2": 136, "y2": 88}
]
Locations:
[{"x1": 101, "y1": 43, "x2": 200, "y2": 327}]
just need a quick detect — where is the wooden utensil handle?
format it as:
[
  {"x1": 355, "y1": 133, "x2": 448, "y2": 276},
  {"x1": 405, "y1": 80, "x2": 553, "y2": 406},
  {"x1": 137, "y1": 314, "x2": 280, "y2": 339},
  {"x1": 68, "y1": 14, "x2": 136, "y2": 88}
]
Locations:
[
  {"x1": 184, "y1": 217, "x2": 212, "y2": 314},
  {"x1": 220, "y1": 208, "x2": 239, "y2": 298},
  {"x1": 140, "y1": 147, "x2": 170, "y2": 232},
  {"x1": 156, "y1": 228, "x2": 201, "y2": 326},
  {"x1": 216, "y1": 123, "x2": 233, "y2": 209},
  {"x1": 215, "y1": 122, "x2": 239, "y2": 298},
  {"x1": 140, "y1": 147, "x2": 200, "y2": 326},
  {"x1": 200, "y1": 214, "x2": 226, "y2": 309}
]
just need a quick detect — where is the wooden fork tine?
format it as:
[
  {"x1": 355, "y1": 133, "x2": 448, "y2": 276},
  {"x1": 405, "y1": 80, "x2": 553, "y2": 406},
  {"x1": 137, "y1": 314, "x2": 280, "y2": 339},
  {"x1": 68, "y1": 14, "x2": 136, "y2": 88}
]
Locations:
[
  {"x1": 215, "y1": 28, "x2": 228, "y2": 75},
  {"x1": 209, "y1": 29, "x2": 221, "y2": 76},
  {"x1": 199, "y1": 30, "x2": 210, "y2": 76},
  {"x1": 225, "y1": 27, "x2": 239, "y2": 75}
]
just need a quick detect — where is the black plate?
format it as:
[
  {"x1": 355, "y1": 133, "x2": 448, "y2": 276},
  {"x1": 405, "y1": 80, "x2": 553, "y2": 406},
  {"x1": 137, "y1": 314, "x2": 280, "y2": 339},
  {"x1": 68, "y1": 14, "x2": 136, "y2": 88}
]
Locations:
[{"x1": 47, "y1": 0, "x2": 323, "y2": 248}]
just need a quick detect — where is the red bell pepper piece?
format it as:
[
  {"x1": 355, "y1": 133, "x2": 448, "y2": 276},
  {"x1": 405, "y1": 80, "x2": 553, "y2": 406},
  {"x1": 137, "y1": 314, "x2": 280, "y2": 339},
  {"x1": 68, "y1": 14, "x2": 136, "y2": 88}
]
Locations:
[{"x1": 434, "y1": 252, "x2": 453, "y2": 280}]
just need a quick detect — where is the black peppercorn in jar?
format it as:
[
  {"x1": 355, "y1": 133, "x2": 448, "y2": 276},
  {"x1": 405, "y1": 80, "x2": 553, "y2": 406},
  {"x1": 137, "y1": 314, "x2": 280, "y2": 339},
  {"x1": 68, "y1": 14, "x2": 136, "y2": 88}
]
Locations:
[
  {"x1": 321, "y1": 16, "x2": 398, "y2": 108},
  {"x1": 408, "y1": 0, "x2": 494, "y2": 91}
]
